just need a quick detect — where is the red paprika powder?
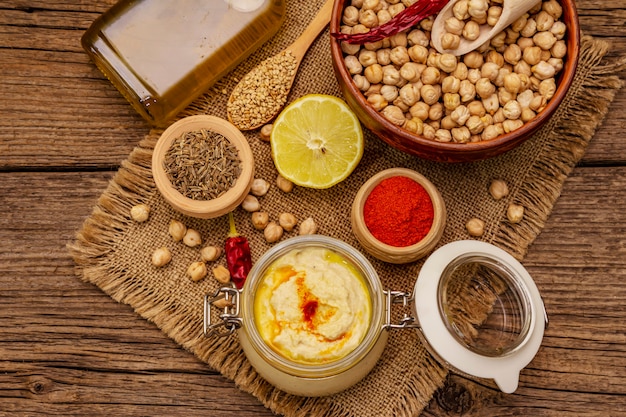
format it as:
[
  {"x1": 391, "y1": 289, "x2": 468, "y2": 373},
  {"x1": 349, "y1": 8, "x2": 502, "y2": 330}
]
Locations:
[{"x1": 363, "y1": 176, "x2": 434, "y2": 247}]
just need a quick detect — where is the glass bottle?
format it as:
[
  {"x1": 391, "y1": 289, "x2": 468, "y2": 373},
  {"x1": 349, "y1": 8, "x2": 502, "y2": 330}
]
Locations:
[{"x1": 82, "y1": 0, "x2": 286, "y2": 126}]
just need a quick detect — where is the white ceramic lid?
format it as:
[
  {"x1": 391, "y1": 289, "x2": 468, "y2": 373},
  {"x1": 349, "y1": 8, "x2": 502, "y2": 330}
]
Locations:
[{"x1": 413, "y1": 240, "x2": 546, "y2": 393}]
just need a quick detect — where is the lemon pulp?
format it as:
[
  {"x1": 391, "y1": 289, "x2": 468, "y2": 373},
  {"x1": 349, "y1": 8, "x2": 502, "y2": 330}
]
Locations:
[{"x1": 270, "y1": 94, "x2": 364, "y2": 189}]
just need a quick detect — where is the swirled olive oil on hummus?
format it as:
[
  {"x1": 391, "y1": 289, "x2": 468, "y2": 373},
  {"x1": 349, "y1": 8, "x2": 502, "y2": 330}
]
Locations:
[{"x1": 254, "y1": 247, "x2": 372, "y2": 364}]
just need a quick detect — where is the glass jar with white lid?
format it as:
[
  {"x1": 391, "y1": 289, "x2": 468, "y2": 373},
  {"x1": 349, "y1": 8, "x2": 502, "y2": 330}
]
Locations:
[{"x1": 205, "y1": 235, "x2": 547, "y2": 396}]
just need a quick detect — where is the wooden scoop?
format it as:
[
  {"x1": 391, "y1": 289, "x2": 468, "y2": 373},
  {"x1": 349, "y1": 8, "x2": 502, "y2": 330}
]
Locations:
[
  {"x1": 227, "y1": 0, "x2": 334, "y2": 131},
  {"x1": 431, "y1": 0, "x2": 541, "y2": 56}
]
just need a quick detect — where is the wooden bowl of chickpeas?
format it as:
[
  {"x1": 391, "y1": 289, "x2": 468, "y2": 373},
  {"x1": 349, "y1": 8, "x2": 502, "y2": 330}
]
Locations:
[{"x1": 330, "y1": 0, "x2": 580, "y2": 163}]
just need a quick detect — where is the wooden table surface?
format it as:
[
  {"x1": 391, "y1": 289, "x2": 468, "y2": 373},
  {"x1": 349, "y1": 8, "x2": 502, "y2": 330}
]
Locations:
[{"x1": 1, "y1": 1, "x2": 625, "y2": 415}]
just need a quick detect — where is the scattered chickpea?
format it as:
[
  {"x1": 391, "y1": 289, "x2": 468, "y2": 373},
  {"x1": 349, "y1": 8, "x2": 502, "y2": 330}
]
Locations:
[
  {"x1": 130, "y1": 204, "x2": 150, "y2": 222},
  {"x1": 251, "y1": 211, "x2": 270, "y2": 230},
  {"x1": 299, "y1": 217, "x2": 318, "y2": 235},
  {"x1": 212, "y1": 298, "x2": 232, "y2": 309},
  {"x1": 466, "y1": 218, "x2": 485, "y2": 237},
  {"x1": 151, "y1": 247, "x2": 172, "y2": 267},
  {"x1": 183, "y1": 228, "x2": 202, "y2": 247},
  {"x1": 507, "y1": 204, "x2": 525, "y2": 223},
  {"x1": 188, "y1": 261, "x2": 208, "y2": 282},
  {"x1": 259, "y1": 124, "x2": 273, "y2": 142},
  {"x1": 168, "y1": 219, "x2": 187, "y2": 242},
  {"x1": 489, "y1": 179, "x2": 509, "y2": 200},
  {"x1": 264, "y1": 221, "x2": 284, "y2": 243},
  {"x1": 241, "y1": 194, "x2": 261, "y2": 212},
  {"x1": 212, "y1": 265, "x2": 231, "y2": 284},
  {"x1": 200, "y1": 246, "x2": 222, "y2": 262},
  {"x1": 278, "y1": 213, "x2": 298, "y2": 232},
  {"x1": 276, "y1": 174, "x2": 294, "y2": 193},
  {"x1": 250, "y1": 178, "x2": 270, "y2": 197}
]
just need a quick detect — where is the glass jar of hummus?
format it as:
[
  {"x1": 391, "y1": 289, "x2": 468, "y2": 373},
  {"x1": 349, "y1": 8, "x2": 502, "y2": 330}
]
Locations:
[{"x1": 204, "y1": 237, "x2": 547, "y2": 396}]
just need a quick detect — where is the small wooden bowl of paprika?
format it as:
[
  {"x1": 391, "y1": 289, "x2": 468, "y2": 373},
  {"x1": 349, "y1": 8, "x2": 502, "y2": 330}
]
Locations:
[{"x1": 351, "y1": 168, "x2": 446, "y2": 264}]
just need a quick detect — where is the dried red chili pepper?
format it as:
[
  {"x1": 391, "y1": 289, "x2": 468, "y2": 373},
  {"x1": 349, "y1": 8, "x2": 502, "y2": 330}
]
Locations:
[
  {"x1": 331, "y1": 0, "x2": 449, "y2": 44},
  {"x1": 224, "y1": 212, "x2": 252, "y2": 289}
]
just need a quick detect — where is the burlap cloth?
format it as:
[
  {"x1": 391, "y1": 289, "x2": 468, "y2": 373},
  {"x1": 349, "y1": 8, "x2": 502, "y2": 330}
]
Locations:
[{"x1": 69, "y1": 1, "x2": 625, "y2": 416}]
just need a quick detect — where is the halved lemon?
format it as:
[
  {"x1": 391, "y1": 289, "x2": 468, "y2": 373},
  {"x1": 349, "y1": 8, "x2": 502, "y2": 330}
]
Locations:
[{"x1": 270, "y1": 94, "x2": 364, "y2": 189}]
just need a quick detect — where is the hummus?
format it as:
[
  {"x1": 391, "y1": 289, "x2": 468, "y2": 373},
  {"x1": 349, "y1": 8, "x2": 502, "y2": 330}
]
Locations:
[{"x1": 254, "y1": 246, "x2": 372, "y2": 364}]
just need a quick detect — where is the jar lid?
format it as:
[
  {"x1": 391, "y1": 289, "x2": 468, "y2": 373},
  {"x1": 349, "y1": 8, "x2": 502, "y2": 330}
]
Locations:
[{"x1": 413, "y1": 240, "x2": 547, "y2": 393}]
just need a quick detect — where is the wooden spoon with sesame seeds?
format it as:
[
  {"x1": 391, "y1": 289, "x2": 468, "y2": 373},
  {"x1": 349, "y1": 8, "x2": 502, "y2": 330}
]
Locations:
[{"x1": 227, "y1": 0, "x2": 334, "y2": 131}]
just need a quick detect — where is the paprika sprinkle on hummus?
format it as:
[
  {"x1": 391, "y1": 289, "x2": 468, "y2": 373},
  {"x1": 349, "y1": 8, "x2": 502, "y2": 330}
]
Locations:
[{"x1": 363, "y1": 176, "x2": 434, "y2": 247}]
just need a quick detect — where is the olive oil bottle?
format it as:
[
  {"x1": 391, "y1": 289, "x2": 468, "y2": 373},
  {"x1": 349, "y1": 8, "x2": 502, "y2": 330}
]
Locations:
[{"x1": 82, "y1": 0, "x2": 285, "y2": 126}]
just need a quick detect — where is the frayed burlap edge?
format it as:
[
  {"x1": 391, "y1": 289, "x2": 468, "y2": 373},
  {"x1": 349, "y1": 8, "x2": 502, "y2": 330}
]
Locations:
[
  {"x1": 493, "y1": 35, "x2": 626, "y2": 260},
  {"x1": 68, "y1": 34, "x2": 625, "y2": 417}
]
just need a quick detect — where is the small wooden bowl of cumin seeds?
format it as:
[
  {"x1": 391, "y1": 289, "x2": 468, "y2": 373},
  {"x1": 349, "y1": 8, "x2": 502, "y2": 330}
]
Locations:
[{"x1": 152, "y1": 115, "x2": 255, "y2": 219}]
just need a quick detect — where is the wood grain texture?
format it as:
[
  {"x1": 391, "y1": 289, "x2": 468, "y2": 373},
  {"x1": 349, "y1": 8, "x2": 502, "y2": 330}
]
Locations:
[{"x1": 1, "y1": 0, "x2": 625, "y2": 416}]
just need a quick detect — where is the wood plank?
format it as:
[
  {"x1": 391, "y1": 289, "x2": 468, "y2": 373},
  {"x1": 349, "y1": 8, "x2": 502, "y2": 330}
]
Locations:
[{"x1": 0, "y1": 165, "x2": 625, "y2": 415}]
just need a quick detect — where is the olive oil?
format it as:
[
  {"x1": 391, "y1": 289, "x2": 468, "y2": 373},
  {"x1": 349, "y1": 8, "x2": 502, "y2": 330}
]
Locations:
[{"x1": 82, "y1": 0, "x2": 285, "y2": 126}]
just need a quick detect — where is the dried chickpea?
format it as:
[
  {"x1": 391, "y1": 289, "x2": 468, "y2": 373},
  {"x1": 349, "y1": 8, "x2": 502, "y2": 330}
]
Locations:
[
  {"x1": 250, "y1": 178, "x2": 270, "y2": 197},
  {"x1": 168, "y1": 219, "x2": 187, "y2": 242},
  {"x1": 420, "y1": 85, "x2": 440, "y2": 105},
  {"x1": 507, "y1": 204, "x2": 525, "y2": 223},
  {"x1": 367, "y1": 94, "x2": 388, "y2": 111},
  {"x1": 428, "y1": 102, "x2": 444, "y2": 121},
  {"x1": 364, "y1": 64, "x2": 383, "y2": 84},
  {"x1": 151, "y1": 247, "x2": 172, "y2": 267},
  {"x1": 466, "y1": 218, "x2": 485, "y2": 237},
  {"x1": 421, "y1": 66, "x2": 440, "y2": 85},
  {"x1": 344, "y1": 55, "x2": 362, "y2": 75},
  {"x1": 438, "y1": 54, "x2": 458, "y2": 73},
  {"x1": 450, "y1": 125, "x2": 470, "y2": 142},
  {"x1": 400, "y1": 62, "x2": 423, "y2": 82},
  {"x1": 390, "y1": 46, "x2": 410, "y2": 66},
  {"x1": 434, "y1": 129, "x2": 452, "y2": 142},
  {"x1": 212, "y1": 298, "x2": 232, "y2": 309},
  {"x1": 251, "y1": 211, "x2": 269, "y2": 230},
  {"x1": 183, "y1": 229, "x2": 202, "y2": 248},
  {"x1": 188, "y1": 261, "x2": 208, "y2": 282},
  {"x1": 353, "y1": 74, "x2": 370, "y2": 91},
  {"x1": 342, "y1": 6, "x2": 359, "y2": 25},
  {"x1": 380, "y1": 84, "x2": 399, "y2": 102},
  {"x1": 503, "y1": 119, "x2": 524, "y2": 133},
  {"x1": 260, "y1": 124, "x2": 273, "y2": 142},
  {"x1": 444, "y1": 17, "x2": 465, "y2": 36},
  {"x1": 453, "y1": 0, "x2": 470, "y2": 20},
  {"x1": 359, "y1": 9, "x2": 378, "y2": 28},
  {"x1": 299, "y1": 217, "x2": 318, "y2": 235},
  {"x1": 382, "y1": 105, "x2": 405, "y2": 126},
  {"x1": 276, "y1": 174, "x2": 294, "y2": 193},
  {"x1": 376, "y1": 48, "x2": 392, "y2": 65},
  {"x1": 212, "y1": 264, "x2": 231, "y2": 284},
  {"x1": 487, "y1": 5, "x2": 502, "y2": 26},
  {"x1": 264, "y1": 221, "x2": 284, "y2": 243},
  {"x1": 358, "y1": 50, "x2": 378, "y2": 67},
  {"x1": 130, "y1": 204, "x2": 150, "y2": 222},
  {"x1": 241, "y1": 194, "x2": 261, "y2": 212},
  {"x1": 200, "y1": 246, "x2": 223, "y2": 262},
  {"x1": 451, "y1": 105, "x2": 471, "y2": 125},
  {"x1": 441, "y1": 33, "x2": 461, "y2": 50},
  {"x1": 463, "y1": 20, "x2": 481, "y2": 41},
  {"x1": 278, "y1": 213, "x2": 298, "y2": 232},
  {"x1": 489, "y1": 179, "x2": 509, "y2": 200}
]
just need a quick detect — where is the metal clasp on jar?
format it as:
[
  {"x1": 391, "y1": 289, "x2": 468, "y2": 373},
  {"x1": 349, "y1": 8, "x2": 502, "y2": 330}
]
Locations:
[
  {"x1": 203, "y1": 286, "x2": 242, "y2": 337},
  {"x1": 383, "y1": 290, "x2": 419, "y2": 330}
]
